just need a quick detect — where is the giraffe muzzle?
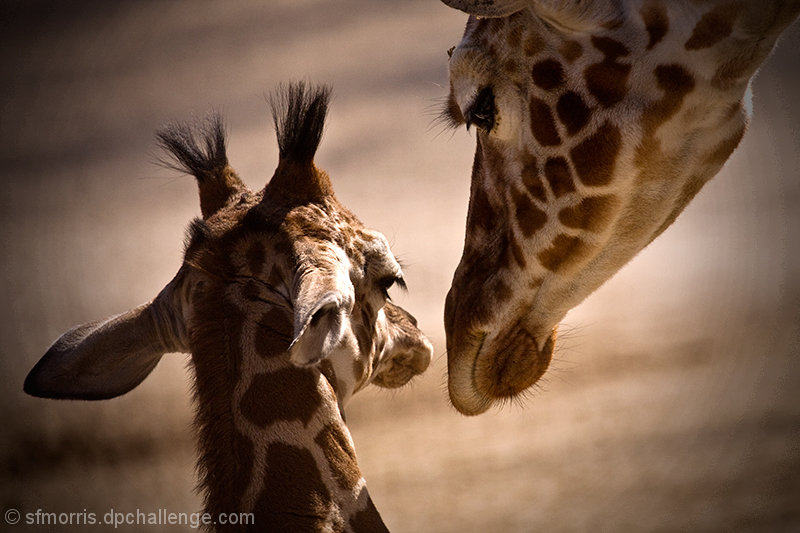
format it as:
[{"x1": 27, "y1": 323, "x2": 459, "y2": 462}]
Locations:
[{"x1": 447, "y1": 323, "x2": 556, "y2": 415}]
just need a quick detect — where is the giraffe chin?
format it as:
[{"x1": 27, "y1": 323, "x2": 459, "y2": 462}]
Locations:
[{"x1": 448, "y1": 326, "x2": 556, "y2": 416}]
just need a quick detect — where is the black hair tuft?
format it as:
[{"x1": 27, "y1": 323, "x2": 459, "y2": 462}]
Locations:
[
  {"x1": 156, "y1": 114, "x2": 228, "y2": 181},
  {"x1": 269, "y1": 82, "x2": 332, "y2": 164}
]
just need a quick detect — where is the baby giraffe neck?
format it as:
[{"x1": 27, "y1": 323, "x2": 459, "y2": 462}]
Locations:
[{"x1": 189, "y1": 295, "x2": 387, "y2": 532}]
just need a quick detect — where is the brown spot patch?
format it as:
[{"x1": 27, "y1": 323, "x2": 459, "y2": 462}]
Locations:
[
  {"x1": 255, "y1": 307, "x2": 292, "y2": 358},
  {"x1": 506, "y1": 24, "x2": 523, "y2": 49},
  {"x1": 585, "y1": 60, "x2": 631, "y2": 108},
  {"x1": 711, "y1": 54, "x2": 754, "y2": 90},
  {"x1": 253, "y1": 442, "x2": 331, "y2": 531},
  {"x1": 570, "y1": 122, "x2": 621, "y2": 186},
  {"x1": 524, "y1": 32, "x2": 547, "y2": 57},
  {"x1": 521, "y1": 152, "x2": 546, "y2": 202},
  {"x1": 641, "y1": 2, "x2": 669, "y2": 50},
  {"x1": 315, "y1": 423, "x2": 362, "y2": 491},
  {"x1": 352, "y1": 357, "x2": 366, "y2": 387},
  {"x1": 466, "y1": 144, "x2": 496, "y2": 234},
  {"x1": 267, "y1": 265, "x2": 284, "y2": 289},
  {"x1": 651, "y1": 173, "x2": 710, "y2": 244},
  {"x1": 503, "y1": 59, "x2": 521, "y2": 75},
  {"x1": 591, "y1": 36, "x2": 630, "y2": 59},
  {"x1": 635, "y1": 64, "x2": 696, "y2": 181},
  {"x1": 645, "y1": 63, "x2": 696, "y2": 136},
  {"x1": 531, "y1": 59, "x2": 565, "y2": 91},
  {"x1": 510, "y1": 237, "x2": 527, "y2": 268},
  {"x1": 685, "y1": 3, "x2": 741, "y2": 50},
  {"x1": 240, "y1": 368, "x2": 321, "y2": 427},
  {"x1": 468, "y1": 182, "x2": 495, "y2": 233},
  {"x1": 529, "y1": 97, "x2": 562, "y2": 147},
  {"x1": 245, "y1": 241, "x2": 266, "y2": 276},
  {"x1": 559, "y1": 40, "x2": 583, "y2": 63},
  {"x1": 680, "y1": 174, "x2": 709, "y2": 207},
  {"x1": 498, "y1": 238, "x2": 513, "y2": 270},
  {"x1": 272, "y1": 236, "x2": 293, "y2": 257},
  {"x1": 556, "y1": 91, "x2": 591, "y2": 136},
  {"x1": 558, "y1": 195, "x2": 619, "y2": 232},
  {"x1": 319, "y1": 359, "x2": 337, "y2": 392},
  {"x1": 513, "y1": 189, "x2": 547, "y2": 237},
  {"x1": 702, "y1": 125, "x2": 746, "y2": 169},
  {"x1": 241, "y1": 279, "x2": 261, "y2": 302},
  {"x1": 488, "y1": 17, "x2": 505, "y2": 34},
  {"x1": 350, "y1": 496, "x2": 388, "y2": 532},
  {"x1": 537, "y1": 234, "x2": 594, "y2": 272},
  {"x1": 454, "y1": 190, "x2": 517, "y2": 327},
  {"x1": 544, "y1": 157, "x2": 575, "y2": 197},
  {"x1": 585, "y1": 36, "x2": 631, "y2": 108},
  {"x1": 354, "y1": 307, "x2": 376, "y2": 358},
  {"x1": 654, "y1": 64, "x2": 696, "y2": 100},
  {"x1": 493, "y1": 278, "x2": 513, "y2": 303}
]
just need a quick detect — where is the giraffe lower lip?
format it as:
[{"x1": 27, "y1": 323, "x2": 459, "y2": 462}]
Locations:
[
  {"x1": 448, "y1": 326, "x2": 556, "y2": 415},
  {"x1": 447, "y1": 331, "x2": 493, "y2": 415}
]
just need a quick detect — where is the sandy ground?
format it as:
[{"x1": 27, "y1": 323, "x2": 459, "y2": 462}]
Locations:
[{"x1": 1, "y1": 1, "x2": 799, "y2": 531}]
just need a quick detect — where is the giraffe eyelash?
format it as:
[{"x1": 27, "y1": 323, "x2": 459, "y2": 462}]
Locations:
[
  {"x1": 378, "y1": 276, "x2": 407, "y2": 299},
  {"x1": 429, "y1": 92, "x2": 465, "y2": 135}
]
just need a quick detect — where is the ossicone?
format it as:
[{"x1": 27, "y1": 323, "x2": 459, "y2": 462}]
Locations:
[
  {"x1": 157, "y1": 114, "x2": 245, "y2": 219},
  {"x1": 270, "y1": 81, "x2": 332, "y2": 166},
  {"x1": 265, "y1": 82, "x2": 335, "y2": 202}
]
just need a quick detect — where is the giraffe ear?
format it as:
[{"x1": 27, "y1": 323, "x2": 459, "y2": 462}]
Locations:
[
  {"x1": 24, "y1": 288, "x2": 187, "y2": 400},
  {"x1": 288, "y1": 269, "x2": 355, "y2": 368},
  {"x1": 440, "y1": 0, "x2": 529, "y2": 17}
]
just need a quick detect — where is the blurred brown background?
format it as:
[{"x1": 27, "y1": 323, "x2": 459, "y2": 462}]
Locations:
[{"x1": 1, "y1": 1, "x2": 798, "y2": 531}]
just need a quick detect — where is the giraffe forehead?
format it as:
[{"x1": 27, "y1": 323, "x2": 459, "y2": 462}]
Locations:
[{"x1": 353, "y1": 230, "x2": 402, "y2": 275}]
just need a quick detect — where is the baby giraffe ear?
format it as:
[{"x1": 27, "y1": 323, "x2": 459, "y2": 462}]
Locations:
[
  {"x1": 288, "y1": 263, "x2": 355, "y2": 368},
  {"x1": 24, "y1": 284, "x2": 187, "y2": 400}
]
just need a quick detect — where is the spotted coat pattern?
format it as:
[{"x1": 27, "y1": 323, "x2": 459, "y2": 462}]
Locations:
[{"x1": 442, "y1": 0, "x2": 800, "y2": 415}]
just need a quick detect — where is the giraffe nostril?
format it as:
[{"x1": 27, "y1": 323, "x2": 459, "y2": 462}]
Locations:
[{"x1": 465, "y1": 86, "x2": 496, "y2": 132}]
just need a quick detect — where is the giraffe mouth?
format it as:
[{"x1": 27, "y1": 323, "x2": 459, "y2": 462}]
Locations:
[
  {"x1": 448, "y1": 324, "x2": 556, "y2": 415},
  {"x1": 372, "y1": 340, "x2": 433, "y2": 389}
]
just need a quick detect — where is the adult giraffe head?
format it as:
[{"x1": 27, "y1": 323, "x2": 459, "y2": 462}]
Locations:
[{"x1": 440, "y1": 0, "x2": 800, "y2": 414}]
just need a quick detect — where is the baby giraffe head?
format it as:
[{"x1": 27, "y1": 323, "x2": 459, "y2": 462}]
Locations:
[
  {"x1": 24, "y1": 83, "x2": 433, "y2": 530},
  {"x1": 24, "y1": 81, "x2": 432, "y2": 416}
]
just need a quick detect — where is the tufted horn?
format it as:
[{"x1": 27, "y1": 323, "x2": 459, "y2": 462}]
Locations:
[
  {"x1": 264, "y1": 81, "x2": 334, "y2": 203},
  {"x1": 157, "y1": 115, "x2": 245, "y2": 219}
]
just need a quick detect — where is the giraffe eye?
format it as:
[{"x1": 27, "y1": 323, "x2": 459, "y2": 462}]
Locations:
[
  {"x1": 465, "y1": 86, "x2": 496, "y2": 132},
  {"x1": 378, "y1": 276, "x2": 406, "y2": 300}
]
